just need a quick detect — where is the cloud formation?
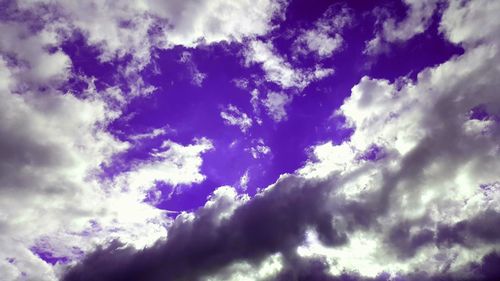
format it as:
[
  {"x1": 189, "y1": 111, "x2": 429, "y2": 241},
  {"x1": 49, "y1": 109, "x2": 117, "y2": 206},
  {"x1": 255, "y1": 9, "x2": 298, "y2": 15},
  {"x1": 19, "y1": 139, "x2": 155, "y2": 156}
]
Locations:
[
  {"x1": 2, "y1": 0, "x2": 500, "y2": 280},
  {"x1": 60, "y1": 1, "x2": 500, "y2": 280}
]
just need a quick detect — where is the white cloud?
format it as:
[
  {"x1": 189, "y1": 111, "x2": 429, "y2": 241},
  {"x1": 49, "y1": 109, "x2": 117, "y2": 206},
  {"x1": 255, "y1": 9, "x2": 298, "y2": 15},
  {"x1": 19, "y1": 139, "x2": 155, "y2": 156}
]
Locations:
[
  {"x1": 115, "y1": 138, "x2": 214, "y2": 192},
  {"x1": 293, "y1": 6, "x2": 350, "y2": 58},
  {"x1": 299, "y1": 142, "x2": 357, "y2": 179},
  {"x1": 129, "y1": 127, "x2": 170, "y2": 141},
  {"x1": 239, "y1": 170, "x2": 250, "y2": 191},
  {"x1": 203, "y1": 253, "x2": 284, "y2": 281},
  {"x1": 3, "y1": 1, "x2": 500, "y2": 280},
  {"x1": 440, "y1": 0, "x2": 500, "y2": 46},
  {"x1": 15, "y1": 0, "x2": 285, "y2": 68},
  {"x1": 0, "y1": 52, "x2": 210, "y2": 281},
  {"x1": 220, "y1": 105, "x2": 253, "y2": 133},
  {"x1": 148, "y1": 0, "x2": 285, "y2": 47},
  {"x1": 180, "y1": 51, "x2": 207, "y2": 87},
  {"x1": 245, "y1": 40, "x2": 334, "y2": 89},
  {"x1": 296, "y1": 31, "x2": 343, "y2": 57},
  {"x1": 202, "y1": 185, "x2": 250, "y2": 222},
  {"x1": 233, "y1": 78, "x2": 249, "y2": 90},
  {"x1": 263, "y1": 91, "x2": 292, "y2": 122},
  {"x1": 0, "y1": 88, "x2": 210, "y2": 281},
  {"x1": 249, "y1": 138, "x2": 271, "y2": 159},
  {"x1": 0, "y1": 55, "x2": 150, "y2": 280},
  {"x1": 0, "y1": 23, "x2": 70, "y2": 85},
  {"x1": 251, "y1": 89, "x2": 260, "y2": 109},
  {"x1": 246, "y1": 40, "x2": 304, "y2": 89},
  {"x1": 365, "y1": 0, "x2": 438, "y2": 55}
]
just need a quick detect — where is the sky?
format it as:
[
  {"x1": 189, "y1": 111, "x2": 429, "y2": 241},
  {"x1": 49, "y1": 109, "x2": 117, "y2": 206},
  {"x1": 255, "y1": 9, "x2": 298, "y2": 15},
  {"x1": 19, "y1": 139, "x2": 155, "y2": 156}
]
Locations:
[{"x1": 0, "y1": 0, "x2": 499, "y2": 280}]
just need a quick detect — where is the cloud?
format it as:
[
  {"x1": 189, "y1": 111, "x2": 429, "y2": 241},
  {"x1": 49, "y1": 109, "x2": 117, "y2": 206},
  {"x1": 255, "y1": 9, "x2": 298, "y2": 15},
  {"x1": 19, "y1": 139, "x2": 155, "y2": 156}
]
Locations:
[
  {"x1": 62, "y1": 176, "x2": 348, "y2": 281},
  {"x1": 0, "y1": 22, "x2": 71, "y2": 84},
  {"x1": 440, "y1": 0, "x2": 500, "y2": 46},
  {"x1": 295, "y1": 31, "x2": 343, "y2": 58},
  {"x1": 0, "y1": 61, "x2": 210, "y2": 280},
  {"x1": 263, "y1": 91, "x2": 292, "y2": 122},
  {"x1": 60, "y1": 1, "x2": 500, "y2": 280},
  {"x1": 13, "y1": 0, "x2": 285, "y2": 68},
  {"x1": 113, "y1": 138, "x2": 213, "y2": 196},
  {"x1": 220, "y1": 105, "x2": 253, "y2": 133},
  {"x1": 293, "y1": 5, "x2": 351, "y2": 58},
  {"x1": 365, "y1": 0, "x2": 438, "y2": 55},
  {"x1": 129, "y1": 127, "x2": 170, "y2": 141},
  {"x1": 147, "y1": 0, "x2": 286, "y2": 47},
  {"x1": 0, "y1": 3, "x2": 218, "y2": 277},
  {"x1": 0, "y1": 54, "x2": 142, "y2": 281},
  {"x1": 245, "y1": 40, "x2": 334, "y2": 89},
  {"x1": 249, "y1": 138, "x2": 271, "y2": 159},
  {"x1": 297, "y1": 0, "x2": 500, "y2": 274},
  {"x1": 179, "y1": 51, "x2": 207, "y2": 87}
]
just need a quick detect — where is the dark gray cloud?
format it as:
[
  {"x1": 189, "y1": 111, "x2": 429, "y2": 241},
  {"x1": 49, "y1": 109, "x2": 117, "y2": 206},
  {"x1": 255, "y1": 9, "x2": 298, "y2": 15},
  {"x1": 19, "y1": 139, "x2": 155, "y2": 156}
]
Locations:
[
  {"x1": 61, "y1": 168, "x2": 500, "y2": 281},
  {"x1": 62, "y1": 176, "x2": 351, "y2": 281},
  {"x1": 437, "y1": 210, "x2": 500, "y2": 248}
]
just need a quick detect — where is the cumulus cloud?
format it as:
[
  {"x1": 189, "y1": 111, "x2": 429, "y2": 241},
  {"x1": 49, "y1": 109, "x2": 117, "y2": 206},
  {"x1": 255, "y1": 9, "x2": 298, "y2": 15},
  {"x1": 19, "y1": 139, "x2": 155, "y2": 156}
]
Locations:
[
  {"x1": 297, "y1": 0, "x2": 500, "y2": 275},
  {"x1": 0, "y1": 55, "x2": 213, "y2": 281},
  {"x1": 60, "y1": 1, "x2": 500, "y2": 280}
]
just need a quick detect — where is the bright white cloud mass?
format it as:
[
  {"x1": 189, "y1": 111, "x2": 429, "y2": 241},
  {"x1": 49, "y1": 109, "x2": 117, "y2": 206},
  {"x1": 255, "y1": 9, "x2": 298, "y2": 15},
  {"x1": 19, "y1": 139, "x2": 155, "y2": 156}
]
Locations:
[{"x1": 0, "y1": 0, "x2": 499, "y2": 281}]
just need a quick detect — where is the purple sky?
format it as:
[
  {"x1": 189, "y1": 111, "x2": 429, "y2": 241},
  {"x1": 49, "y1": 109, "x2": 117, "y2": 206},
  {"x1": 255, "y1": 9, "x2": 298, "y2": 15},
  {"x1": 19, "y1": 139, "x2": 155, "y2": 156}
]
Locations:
[{"x1": 1, "y1": 0, "x2": 499, "y2": 281}]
